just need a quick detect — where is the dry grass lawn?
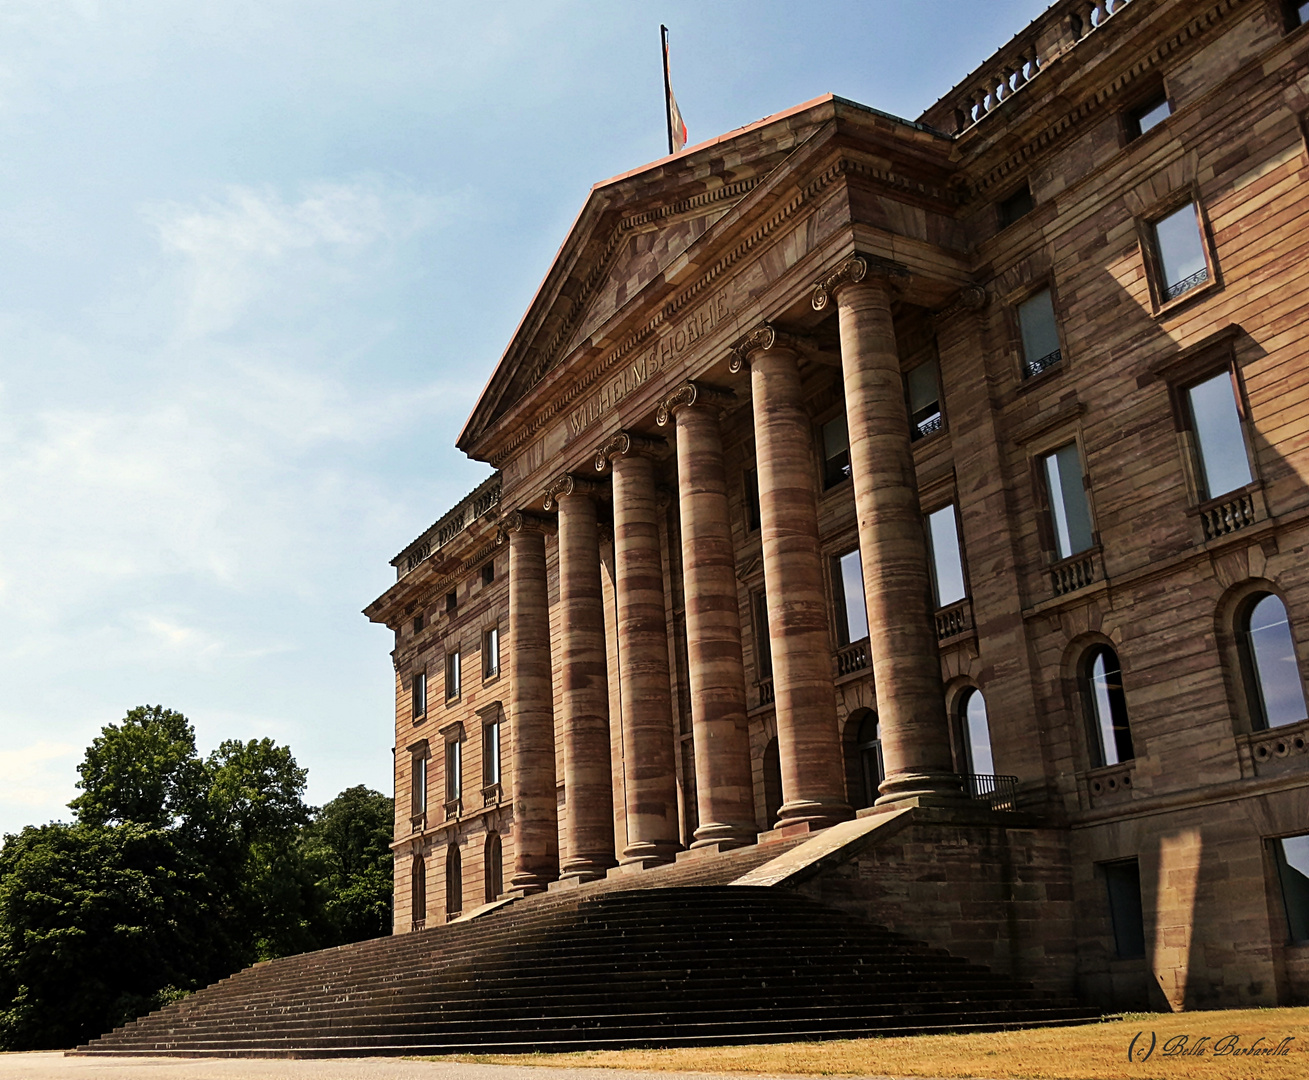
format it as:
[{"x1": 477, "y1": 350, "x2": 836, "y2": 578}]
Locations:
[{"x1": 435, "y1": 1008, "x2": 1309, "y2": 1080}]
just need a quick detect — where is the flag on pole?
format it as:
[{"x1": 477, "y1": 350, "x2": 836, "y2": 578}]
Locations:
[{"x1": 661, "y1": 25, "x2": 688, "y2": 154}]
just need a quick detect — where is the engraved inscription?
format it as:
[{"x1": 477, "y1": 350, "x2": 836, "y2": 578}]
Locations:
[{"x1": 564, "y1": 292, "x2": 730, "y2": 437}]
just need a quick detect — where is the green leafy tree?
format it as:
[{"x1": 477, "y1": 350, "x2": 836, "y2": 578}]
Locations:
[{"x1": 302, "y1": 786, "x2": 393, "y2": 943}]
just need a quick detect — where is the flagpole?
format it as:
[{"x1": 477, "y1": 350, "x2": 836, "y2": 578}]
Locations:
[{"x1": 660, "y1": 25, "x2": 674, "y2": 155}]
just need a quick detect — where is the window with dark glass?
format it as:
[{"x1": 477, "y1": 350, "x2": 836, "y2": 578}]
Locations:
[
  {"x1": 1153, "y1": 202, "x2": 1209, "y2": 302},
  {"x1": 445, "y1": 589, "x2": 458, "y2": 614},
  {"x1": 1238, "y1": 593, "x2": 1307, "y2": 729},
  {"x1": 1102, "y1": 859, "x2": 1147, "y2": 959},
  {"x1": 445, "y1": 649, "x2": 461, "y2": 701},
  {"x1": 1126, "y1": 92, "x2": 1170, "y2": 139},
  {"x1": 926, "y1": 504, "x2": 967, "y2": 607},
  {"x1": 413, "y1": 613, "x2": 424, "y2": 634},
  {"x1": 1186, "y1": 371, "x2": 1252, "y2": 499},
  {"x1": 482, "y1": 626, "x2": 500, "y2": 679},
  {"x1": 411, "y1": 755, "x2": 427, "y2": 817},
  {"x1": 832, "y1": 549, "x2": 869, "y2": 646},
  {"x1": 411, "y1": 672, "x2": 427, "y2": 720},
  {"x1": 445, "y1": 738, "x2": 462, "y2": 803},
  {"x1": 959, "y1": 688, "x2": 995, "y2": 777},
  {"x1": 411, "y1": 855, "x2": 425, "y2": 926},
  {"x1": 1018, "y1": 288, "x2": 1062, "y2": 378},
  {"x1": 483, "y1": 717, "x2": 501, "y2": 786},
  {"x1": 1041, "y1": 443, "x2": 1094, "y2": 559},
  {"x1": 821, "y1": 412, "x2": 851, "y2": 488},
  {"x1": 1285, "y1": 1, "x2": 1309, "y2": 31},
  {"x1": 744, "y1": 467, "x2": 761, "y2": 533},
  {"x1": 445, "y1": 843, "x2": 462, "y2": 917},
  {"x1": 484, "y1": 833, "x2": 503, "y2": 904},
  {"x1": 998, "y1": 183, "x2": 1034, "y2": 227},
  {"x1": 482, "y1": 562, "x2": 495, "y2": 586},
  {"x1": 857, "y1": 712, "x2": 884, "y2": 808},
  {"x1": 1084, "y1": 645, "x2": 1134, "y2": 766},
  {"x1": 906, "y1": 359, "x2": 943, "y2": 440},
  {"x1": 1272, "y1": 834, "x2": 1309, "y2": 942},
  {"x1": 753, "y1": 590, "x2": 773, "y2": 679}
]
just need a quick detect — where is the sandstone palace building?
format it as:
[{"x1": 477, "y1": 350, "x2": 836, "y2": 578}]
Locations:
[{"x1": 366, "y1": 0, "x2": 1309, "y2": 1012}]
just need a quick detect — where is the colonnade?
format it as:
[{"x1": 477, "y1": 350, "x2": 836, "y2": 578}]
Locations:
[{"x1": 504, "y1": 257, "x2": 963, "y2": 890}]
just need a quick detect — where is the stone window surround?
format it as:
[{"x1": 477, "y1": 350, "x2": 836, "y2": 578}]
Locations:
[
  {"x1": 439, "y1": 719, "x2": 464, "y2": 817},
  {"x1": 406, "y1": 738, "x2": 430, "y2": 831},
  {"x1": 1216, "y1": 577, "x2": 1309, "y2": 738},
  {"x1": 1119, "y1": 74, "x2": 1170, "y2": 145},
  {"x1": 1135, "y1": 183, "x2": 1221, "y2": 316},
  {"x1": 1005, "y1": 275, "x2": 1069, "y2": 388},
  {"x1": 1022, "y1": 422, "x2": 1100, "y2": 570}
]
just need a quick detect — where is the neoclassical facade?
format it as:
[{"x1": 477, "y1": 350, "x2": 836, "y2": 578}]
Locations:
[{"x1": 367, "y1": 0, "x2": 1309, "y2": 1009}]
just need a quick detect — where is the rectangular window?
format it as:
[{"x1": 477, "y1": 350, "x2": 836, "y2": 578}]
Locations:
[
  {"x1": 1153, "y1": 202, "x2": 1208, "y2": 302},
  {"x1": 1102, "y1": 859, "x2": 1147, "y2": 959},
  {"x1": 821, "y1": 413, "x2": 851, "y2": 489},
  {"x1": 906, "y1": 360, "x2": 943, "y2": 440},
  {"x1": 743, "y1": 467, "x2": 762, "y2": 533},
  {"x1": 413, "y1": 613, "x2": 424, "y2": 634},
  {"x1": 483, "y1": 720, "x2": 502, "y2": 787},
  {"x1": 1041, "y1": 443, "x2": 1094, "y2": 559},
  {"x1": 1018, "y1": 289, "x2": 1062, "y2": 378},
  {"x1": 1287, "y1": 1, "x2": 1309, "y2": 31},
  {"x1": 445, "y1": 590, "x2": 458, "y2": 614},
  {"x1": 926, "y1": 504, "x2": 967, "y2": 607},
  {"x1": 482, "y1": 627, "x2": 500, "y2": 680},
  {"x1": 1126, "y1": 93, "x2": 1170, "y2": 139},
  {"x1": 752, "y1": 590, "x2": 773, "y2": 679},
  {"x1": 998, "y1": 183, "x2": 1034, "y2": 227},
  {"x1": 1186, "y1": 372, "x2": 1252, "y2": 499},
  {"x1": 411, "y1": 672, "x2": 427, "y2": 720},
  {"x1": 832, "y1": 549, "x2": 870, "y2": 646},
  {"x1": 412, "y1": 755, "x2": 427, "y2": 816},
  {"x1": 445, "y1": 650, "x2": 461, "y2": 701},
  {"x1": 445, "y1": 739, "x2": 462, "y2": 803},
  {"x1": 482, "y1": 562, "x2": 495, "y2": 586},
  {"x1": 1272, "y1": 834, "x2": 1309, "y2": 942}
]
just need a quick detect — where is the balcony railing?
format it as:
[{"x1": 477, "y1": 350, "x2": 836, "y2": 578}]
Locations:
[
  {"x1": 963, "y1": 773, "x2": 1019, "y2": 811},
  {"x1": 935, "y1": 598, "x2": 974, "y2": 641},
  {"x1": 1023, "y1": 348, "x2": 1062, "y2": 380},
  {"x1": 756, "y1": 678, "x2": 775, "y2": 708},
  {"x1": 393, "y1": 473, "x2": 503, "y2": 579},
  {"x1": 411, "y1": 918, "x2": 426, "y2": 932},
  {"x1": 835, "y1": 638, "x2": 869, "y2": 678},
  {"x1": 1200, "y1": 489, "x2": 1259, "y2": 541},
  {"x1": 1050, "y1": 548, "x2": 1101, "y2": 597}
]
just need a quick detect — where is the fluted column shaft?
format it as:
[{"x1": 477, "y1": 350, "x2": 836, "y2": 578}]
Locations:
[
  {"x1": 835, "y1": 277, "x2": 961, "y2": 802},
  {"x1": 666, "y1": 401, "x2": 758, "y2": 848},
  {"x1": 609, "y1": 450, "x2": 681, "y2": 866},
  {"x1": 749, "y1": 349, "x2": 852, "y2": 828},
  {"x1": 554, "y1": 488, "x2": 617, "y2": 878},
  {"x1": 506, "y1": 522, "x2": 558, "y2": 893}
]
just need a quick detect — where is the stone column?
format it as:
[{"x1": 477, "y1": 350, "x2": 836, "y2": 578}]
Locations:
[
  {"x1": 501, "y1": 511, "x2": 558, "y2": 893},
  {"x1": 543, "y1": 474, "x2": 617, "y2": 879},
  {"x1": 595, "y1": 431, "x2": 681, "y2": 867},
  {"x1": 656, "y1": 383, "x2": 757, "y2": 848},
  {"x1": 814, "y1": 256, "x2": 962, "y2": 803},
  {"x1": 739, "y1": 332, "x2": 852, "y2": 831}
]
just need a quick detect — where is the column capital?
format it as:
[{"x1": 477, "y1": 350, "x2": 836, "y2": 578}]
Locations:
[
  {"x1": 542, "y1": 473, "x2": 604, "y2": 511},
  {"x1": 496, "y1": 509, "x2": 555, "y2": 544},
  {"x1": 726, "y1": 323, "x2": 811, "y2": 373},
  {"x1": 810, "y1": 254, "x2": 909, "y2": 311},
  {"x1": 931, "y1": 284, "x2": 989, "y2": 325},
  {"x1": 592, "y1": 430, "x2": 666, "y2": 473},
  {"x1": 655, "y1": 380, "x2": 735, "y2": 426}
]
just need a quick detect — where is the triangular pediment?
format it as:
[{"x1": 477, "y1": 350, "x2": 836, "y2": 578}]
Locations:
[{"x1": 457, "y1": 96, "x2": 840, "y2": 457}]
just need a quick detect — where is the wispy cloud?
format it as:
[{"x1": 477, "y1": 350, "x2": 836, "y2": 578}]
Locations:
[{"x1": 0, "y1": 741, "x2": 79, "y2": 820}]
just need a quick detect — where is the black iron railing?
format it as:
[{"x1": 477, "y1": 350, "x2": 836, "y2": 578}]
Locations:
[
  {"x1": 1164, "y1": 266, "x2": 1208, "y2": 302},
  {"x1": 963, "y1": 773, "x2": 1020, "y2": 811},
  {"x1": 1023, "y1": 348, "x2": 1062, "y2": 379}
]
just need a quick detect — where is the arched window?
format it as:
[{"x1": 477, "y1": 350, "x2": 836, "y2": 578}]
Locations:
[
  {"x1": 1238, "y1": 593, "x2": 1307, "y2": 730},
  {"x1": 1083, "y1": 645, "x2": 1134, "y2": 767},
  {"x1": 484, "y1": 832, "x2": 503, "y2": 904},
  {"x1": 762, "y1": 738, "x2": 783, "y2": 828},
  {"x1": 445, "y1": 843, "x2": 462, "y2": 919},
  {"x1": 857, "y1": 712, "x2": 884, "y2": 807},
  {"x1": 958, "y1": 688, "x2": 995, "y2": 776},
  {"x1": 411, "y1": 854, "x2": 426, "y2": 930}
]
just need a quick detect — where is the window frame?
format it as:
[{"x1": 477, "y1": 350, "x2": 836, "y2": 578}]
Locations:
[
  {"x1": 1122, "y1": 82, "x2": 1171, "y2": 142},
  {"x1": 411, "y1": 670, "x2": 427, "y2": 722},
  {"x1": 904, "y1": 355, "x2": 946, "y2": 442},
  {"x1": 1235, "y1": 591, "x2": 1309, "y2": 732},
  {"x1": 996, "y1": 181, "x2": 1035, "y2": 229},
  {"x1": 444, "y1": 734, "x2": 463, "y2": 806},
  {"x1": 1081, "y1": 644, "x2": 1135, "y2": 768},
  {"x1": 482, "y1": 711, "x2": 502, "y2": 789},
  {"x1": 445, "y1": 842, "x2": 462, "y2": 919},
  {"x1": 407, "y1": 739, "x2": 430, "y2": 823},
  {"x1": 1137, "y1": 189, "x2": 1220, "y2": 315},
  {"x1": 817, "y1": 409, "x2": 852, "y2": 491},
  {"x1": 482, "y1": 625, "x2": 500, "y2": 681},
  {"x1": 751, "y1": 588, "x2": 773, "y2": 682},
  {"x1": 924, "y1": 501, "x2": 969, "y2": 609},
  {"x1": 1270, "y1": 833, "x2": 1309, "y2": 944},
  {"x1": 1034, "y1": 438, "x2": 1097, "y2": 563},
  {"x1": 743, "y1": 465, "x2": 762, "y2": 534},
  {"x1": 830, "y1": 546, "x2": 870, "y2": 648},
  {"x1": 1010, "y1": 280, "x2": 1068, "y2": 383},
  {"x1": 1282, "y1": 0, "x2": 1309, "y2": 33},
  {"x1": 445, "y1": 647, "x2": 462, "y2": 702},
  {"x1": 1100, "y1": 858, "x2": 1147, "y2": 959},
  {"x1": 481, "y1": 561, "x2": 496, "y2": 587},
  {"x1": 484, "y1": 832, "x2": 503, "y2": 905}
]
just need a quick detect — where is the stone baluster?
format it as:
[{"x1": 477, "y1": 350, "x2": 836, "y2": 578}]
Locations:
[
  {"x1": 594, "y1": 431, "x2": 681, "y2": 867},
  {"x1": 499, "y1": 511, "x2": 558, "y2": 893},
  {"x1": 813, "y1": 256, "x2": 963, "y2": 805},
  {"x1": 729, "y1": 331, "x2": 852, "y2": 830},
  {"x1": 543, "y1": 474, "x2": 617, "y2": 880},
  {"x1": 656, "y1": 382, "x2": 758, "y2": 848}
]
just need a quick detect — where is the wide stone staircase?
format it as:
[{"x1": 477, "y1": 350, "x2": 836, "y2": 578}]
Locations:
[{"x1": 73, "y1": 840, "x2": 1099, "y2": 1057}]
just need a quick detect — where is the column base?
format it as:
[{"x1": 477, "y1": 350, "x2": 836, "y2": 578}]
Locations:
[
  {"x1": 775, "y1": 798, "x2": 853, "y2": 831},
  {"x1": 558, "y1": 854, "x2": 618, "y2": 883},
  {"x1": 691, "y1": 821, "x2": 758, "y2": 850},
  {"x1": 875, "y1": 770, "x2": 968, "y2": 807},
  {"x1": 620, "y1": 840, "x2": 681, "y2": 868},
  {"x1": 508, "y1": 871, "x2": 555, "y2": 896}
]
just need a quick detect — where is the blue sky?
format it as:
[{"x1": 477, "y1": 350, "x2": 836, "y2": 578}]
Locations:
[{"x1": 0, "y1": 0, "x2": 1050, "y2": 835}]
